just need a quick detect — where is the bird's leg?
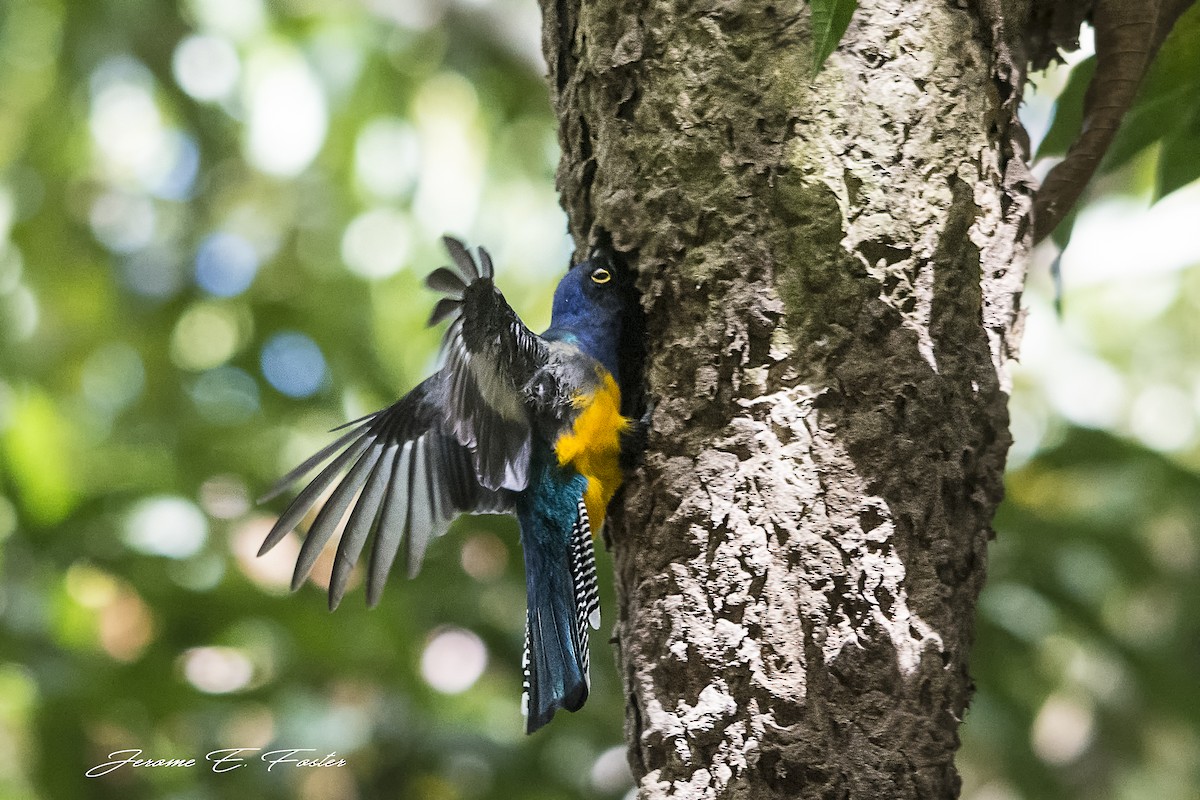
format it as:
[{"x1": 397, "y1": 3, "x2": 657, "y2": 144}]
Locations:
[{"x1": 618, "y1": 398, "x2": 654, "y2": 472}]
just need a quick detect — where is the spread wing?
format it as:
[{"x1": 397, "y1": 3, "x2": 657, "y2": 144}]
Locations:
[
  {"x1": 258, "y1": 379, "x2": 516, "y2": 609},
  {"x1": 433, "y1": 237, "x2": 549, "y2": 491},
  {"x1": 258, "y1": 238, "x2": 546, "y2": 608}
]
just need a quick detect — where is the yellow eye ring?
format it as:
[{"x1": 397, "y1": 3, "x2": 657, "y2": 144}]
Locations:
[{"x1": 590, "y1": 267, "x2": 612, "y2": 284}]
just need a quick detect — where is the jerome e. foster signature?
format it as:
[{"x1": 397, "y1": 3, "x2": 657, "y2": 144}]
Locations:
[{"x1": 85, "y1": 748, "x2": 348, "y2": 777}]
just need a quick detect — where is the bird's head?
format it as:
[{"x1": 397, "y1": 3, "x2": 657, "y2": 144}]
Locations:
[{"x1": 547, "y1": 246, "x2": 626, "y2": 378}]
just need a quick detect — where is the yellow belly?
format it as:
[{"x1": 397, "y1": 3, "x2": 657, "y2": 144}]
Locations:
[{"x1": 553, "y1": 371, "x2": 629, "y2": 531}]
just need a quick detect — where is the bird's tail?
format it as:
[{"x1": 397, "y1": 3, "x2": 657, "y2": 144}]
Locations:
[{"x1": 520, "y1": 497, "x2": 601, "y2": 734}]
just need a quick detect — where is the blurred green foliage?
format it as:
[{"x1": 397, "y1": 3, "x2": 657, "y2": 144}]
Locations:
[
  {"x1": 0, "y1": 0, "x2": 629, "y2": 798},
  {"x1": 964, "y1": 8, "x2": 1200, "y2": 794},
  {"x1": 0, "y1": 1, "x2": 1198, "y2": 799}
]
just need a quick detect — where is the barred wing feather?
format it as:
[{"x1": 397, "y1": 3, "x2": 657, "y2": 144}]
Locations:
[
  {"x1": 431, "y1": 237, "x2": 548, "y2": 492},
  {"x1": 259, "y1": 378, "x2": 515, "y2": 609},
  {"x1": 259, "y1": 237, "x2": 544, "y2": 608}
]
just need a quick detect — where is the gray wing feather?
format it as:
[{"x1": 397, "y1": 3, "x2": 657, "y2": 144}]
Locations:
[
  {"x1": 425, "y1": 267, "x2": 466, "y2": 296},
  {"x1": 404, "y1": 437, "x2": 436, "y2": 578},
  {"x1": 291, "y1": 442, "x2": 382, "y2": 590},
  {"x1": 258, "y1": 432, "x2": 375, "y2": 556},
  {"x1": 443, "y1": 236, "x2": 479, "y2": 281},
  {"x1": 262, "y1": 379, "x2": 515, "y2": 608},
  {"x1": 427, "y1": 297, "x2": 460, "y2": 327},
  {"x1": 263, "y1": 236, "x2": 541, "y2": 607},
  {"x1": 428, "y1": 239, "x2": 548, "y2": 492},
  {"x1": 367, "y1": 440, "x2": 414, "y2": 607},
  {"x1": 258, "y1": 418, "x2": 376, "y2": 504},
  {"x1": 328, "y1": 440, "x2": 398, "y2": 609}
]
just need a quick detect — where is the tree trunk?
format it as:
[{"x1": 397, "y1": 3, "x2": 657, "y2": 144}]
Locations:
[{"x1": 540, "y1": 1, "x2": 1032, "y2": 797}]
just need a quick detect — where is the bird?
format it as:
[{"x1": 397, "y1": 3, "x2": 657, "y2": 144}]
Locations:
[{"x1": 257, "y1": 237, "x2": 633, "y2": 733}]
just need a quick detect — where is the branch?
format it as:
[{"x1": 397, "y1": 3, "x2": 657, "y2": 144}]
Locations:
[{"x1": 1033, "y1": 0, "x2": 1196, "y2": 243}]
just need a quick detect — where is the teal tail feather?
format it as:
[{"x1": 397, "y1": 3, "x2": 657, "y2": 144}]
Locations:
[{"x1": 517, "y1": 467, "x2": 601, "y2": 733}]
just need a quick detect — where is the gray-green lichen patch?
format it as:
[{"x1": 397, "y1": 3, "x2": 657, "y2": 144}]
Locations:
[
  {"x1": 771, "y1": 174, "x2": 877, "y2": 379},
  {"x1": 775, "y1": 0, "x2": 1010, "y2": 381}
]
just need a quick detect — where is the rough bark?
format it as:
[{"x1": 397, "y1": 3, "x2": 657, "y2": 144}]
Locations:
[{"x1": 540, "y1": 1, "x2": 1032, "y2": 798}]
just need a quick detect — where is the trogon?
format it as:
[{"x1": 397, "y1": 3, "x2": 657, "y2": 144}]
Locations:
[{"x1": 258, "y1": 237, "x2": 632, "y2": 733}]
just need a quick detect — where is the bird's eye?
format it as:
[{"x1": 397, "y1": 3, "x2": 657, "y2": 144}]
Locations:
[{"x1": 590, "y1": 267, "x2": 612, "y2": 285}]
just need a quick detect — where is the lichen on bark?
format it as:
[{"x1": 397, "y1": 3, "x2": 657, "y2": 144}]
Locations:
[{"x1": 540, "y1": 0, "x2": 1033, "y2": 797}]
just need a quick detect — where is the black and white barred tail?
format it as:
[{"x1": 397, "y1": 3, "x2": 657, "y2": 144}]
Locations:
[{"x1": 520, "y1": 496, "x2": 602, "y2": 734}]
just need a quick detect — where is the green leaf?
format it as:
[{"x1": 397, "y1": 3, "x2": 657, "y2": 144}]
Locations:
[
  {"x1": 2, "y1": 389, "x2": 77, "y2": 525},
  {"x1": 1050, "y1": 203, "x2": 1078, "y2": 251},
  {"x1": 1048, "y1": 206, "x2": 1080, "y2": 317},
  {"x1": 1102, "y1": 82, "x2": 1196, "y2": 172},
  {"x1": 1138, "y1": 3, "x2": 1200, "y2": 102},
  {"x1": 1036, "y1": 57, "x2": 1096, "y2": 160},
  {"x1": 810, "y1": 0, "x2": 858, "y2": 72},
  {"x1": 1100, "y1": 3, "x2": 1200, "y2": 172},
  {"x1": 1155, "y1": 106, "x2": 1200, "y2": 201}
]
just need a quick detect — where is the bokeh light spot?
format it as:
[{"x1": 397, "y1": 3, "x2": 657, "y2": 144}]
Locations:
[
  {"x1": 173, "y1": 34, "x2": 240, "y2": 101},
  {"x1": 6, "y1": 285, "x2": 39, "y2": 341},
  {"x1": 168, "y1": 552, "x2": 227, "y2": 592},
  {"x1": 124, "y1": 495, "x2": 208, "y2": 559},
  {"x1": 171, "y1": 302, "x2": 242, "y2": 371},
  {"x1": 340, "y1": 207, "x2": 410, "y2": 278},
  {"x1": 0, "y1": 247, "x2": 22, "y2": 300},
  {"x1": 0, "y1": 665, "x2": 38, "y2": 725},
  {"x1": 195, "y1": 232, "x2": 259, "y2": 297},
  {"x1": 183, "y1": 646, "x2": 254, "y2": 694},
  {"x1": 187, "y1": 0, "x2": 266, "y2": 40},
  {"x1": 1043, "y1": 353, "x2": 1126, "y2": 430},
  {"x1": 1031, "y1": 694, "x2": 1095, "y2": 765},
  {"x1": 354, "y1": 118, "x2": 420, "y2": 199},
  {"x1": 591, "y1": 745, "x2": 635, "y2": 794},
  {"x1": 298, "y1": 760, "x2": 361, "y2": 799},
  {"x1": 81, "y1": 342, "x2": 145, "y2": 413},
  {"x1": 261, "y1": 332, "x2": 326, "y2": 398},
  {"x1": 99, "y1": 588, "x2": 156, "y2": 662},
  {"x1": 0, "y1": 187, "x2": 14, "y2": 245},
  {"x1": 90, "y1": 78, "x2": 165, "y2": 180},
  {"x1": 152, "y1": 132, "x2": 201, "y2": 200},
  {"x1": 220, "y1": 705, "x2": 276, "y2": 750},
  {"x1": 119, "y1": 247, "x2": 186, "y2": 299},
  {"x1": 200, "y1": 474, "x2": 251, "y2": 519},
  {"x1": 1142, "y1": 512, "x2": 1198, "y2": 574},
  {"x1": 244, "y1": 48, "x2": 327, "y2": 177},
  {"x1": 413, "y1": 73, "x2": 483, "y2": 233},
  {"x1": 421, "y1": 627, "x2": 487, "y2": 694},
  {"x1": 362, "y1": 0, "x2": 444, "y2": 28},
  {"x1": 460, "y1": 531, "x2": 507, "y2": 581},
  {"x1": 89, "y1": 191, "x2": 156, "y2": 253},
  {"x1": 65, "y1": 563, "x2": 118, "y2": 609},
  {"x1": 190, "y1": 366, "x2": 261, "y2": 424},
  {"x1": 979, "y1": 583, "x2": 1059, "y2": 642},
  {"x1": 232, "y1": 516, "x2": 300, "y2": 593},
  {"x1": 1129, "y1": 384, "x2": 1195, "y2": 452}
]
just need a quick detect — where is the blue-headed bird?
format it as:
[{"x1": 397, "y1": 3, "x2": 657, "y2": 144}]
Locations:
[{"x1": 258, "y1": 238, "x2": 633, "y2": 733}]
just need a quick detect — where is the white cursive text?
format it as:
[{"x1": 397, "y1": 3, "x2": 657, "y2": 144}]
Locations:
[{"x1": 86, "y1": 747, "x2": 348, "y2": 777}]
